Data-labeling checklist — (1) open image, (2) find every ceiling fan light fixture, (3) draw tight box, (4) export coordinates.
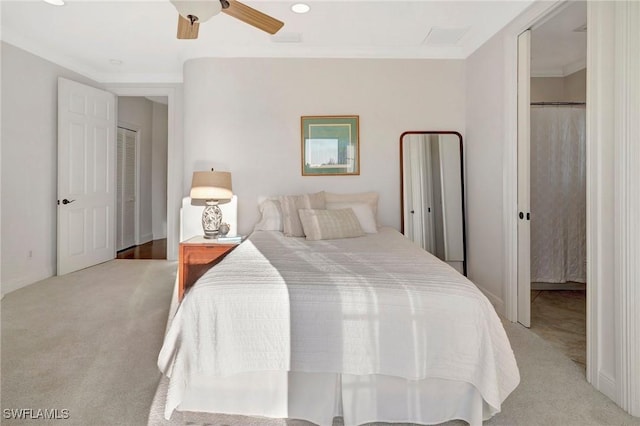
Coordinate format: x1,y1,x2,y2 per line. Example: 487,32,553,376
291,3,310,14
43,0,65,6
171,0,222,23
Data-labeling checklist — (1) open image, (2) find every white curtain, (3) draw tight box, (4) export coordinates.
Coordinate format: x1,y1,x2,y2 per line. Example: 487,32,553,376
530,106,586,283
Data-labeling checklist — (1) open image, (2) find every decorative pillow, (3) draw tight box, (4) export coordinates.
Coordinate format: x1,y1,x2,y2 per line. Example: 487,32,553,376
324,191,379,225
298,208,365,241
279,192,326,237
326,202,378,233
254,198,283,232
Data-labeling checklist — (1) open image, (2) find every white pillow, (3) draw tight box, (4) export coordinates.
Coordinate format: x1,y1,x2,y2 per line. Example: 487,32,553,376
324,191,379,225
326,202,377,233
298,208,365,241
279,192,326,237
254,198,283,232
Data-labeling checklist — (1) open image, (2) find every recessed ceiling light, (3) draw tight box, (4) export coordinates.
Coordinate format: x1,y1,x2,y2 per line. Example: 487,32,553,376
291,3,310,14
43,0,65,6
109,59,123,66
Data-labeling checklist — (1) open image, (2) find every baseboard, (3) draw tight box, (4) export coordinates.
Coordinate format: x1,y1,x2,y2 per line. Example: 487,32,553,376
477,286,506,317
153,231,167,240
1,266,54,296
598,371,617,403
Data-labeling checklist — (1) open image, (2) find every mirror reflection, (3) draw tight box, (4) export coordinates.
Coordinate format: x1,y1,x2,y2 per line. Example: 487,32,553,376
401,132,466,275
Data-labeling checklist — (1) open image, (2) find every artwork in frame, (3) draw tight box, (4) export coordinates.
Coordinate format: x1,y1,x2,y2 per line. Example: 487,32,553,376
301,115,360,176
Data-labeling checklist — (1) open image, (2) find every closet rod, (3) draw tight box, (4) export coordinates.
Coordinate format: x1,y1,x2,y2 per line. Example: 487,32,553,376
530,101,586,106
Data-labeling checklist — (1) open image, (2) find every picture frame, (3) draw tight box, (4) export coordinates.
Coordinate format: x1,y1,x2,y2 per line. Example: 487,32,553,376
301,115,360,176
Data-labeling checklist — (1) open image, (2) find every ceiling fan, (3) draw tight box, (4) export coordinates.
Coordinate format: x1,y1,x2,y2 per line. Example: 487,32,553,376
171,0,284,39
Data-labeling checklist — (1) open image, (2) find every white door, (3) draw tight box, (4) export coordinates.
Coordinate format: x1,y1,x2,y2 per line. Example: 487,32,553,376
116,127,137,251
57,78,116,275
517,30,532,327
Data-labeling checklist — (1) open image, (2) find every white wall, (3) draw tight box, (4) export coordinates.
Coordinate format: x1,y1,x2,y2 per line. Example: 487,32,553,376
183,58,465,235
531,69,586,103
151,101,168,239
563,69,587,102
0,42,101,295
464,32,507,310
530,77,565,102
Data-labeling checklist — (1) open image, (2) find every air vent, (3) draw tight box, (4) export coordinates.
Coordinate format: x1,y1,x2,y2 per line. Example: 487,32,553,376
422,27,469,45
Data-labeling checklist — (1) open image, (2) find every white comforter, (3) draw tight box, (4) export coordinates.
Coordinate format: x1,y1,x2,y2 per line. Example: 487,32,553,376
158,228,520,420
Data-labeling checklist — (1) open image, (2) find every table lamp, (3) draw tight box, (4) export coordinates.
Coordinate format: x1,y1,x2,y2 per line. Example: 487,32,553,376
190,169,233,239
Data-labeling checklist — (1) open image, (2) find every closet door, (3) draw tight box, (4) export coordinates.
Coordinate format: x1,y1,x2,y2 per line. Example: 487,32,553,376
517,30,532,327
116,127,137,251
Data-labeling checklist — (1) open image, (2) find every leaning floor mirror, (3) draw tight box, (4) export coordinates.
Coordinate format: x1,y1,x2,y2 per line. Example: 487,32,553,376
400,131,467,275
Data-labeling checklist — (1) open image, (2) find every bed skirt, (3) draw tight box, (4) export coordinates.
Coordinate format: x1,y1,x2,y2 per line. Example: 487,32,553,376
171,371,491,426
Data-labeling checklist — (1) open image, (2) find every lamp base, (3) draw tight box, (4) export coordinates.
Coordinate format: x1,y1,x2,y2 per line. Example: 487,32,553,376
202,202,223,239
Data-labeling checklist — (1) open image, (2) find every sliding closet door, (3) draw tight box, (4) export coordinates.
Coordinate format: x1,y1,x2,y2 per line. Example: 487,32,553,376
116,127,137,251
517,29,532,327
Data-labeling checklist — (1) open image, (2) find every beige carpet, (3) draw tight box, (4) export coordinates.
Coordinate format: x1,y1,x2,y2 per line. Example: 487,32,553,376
1,260,176,425
2,260,639,426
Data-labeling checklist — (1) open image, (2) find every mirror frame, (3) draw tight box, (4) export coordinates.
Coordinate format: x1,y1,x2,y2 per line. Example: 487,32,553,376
399,131,467,276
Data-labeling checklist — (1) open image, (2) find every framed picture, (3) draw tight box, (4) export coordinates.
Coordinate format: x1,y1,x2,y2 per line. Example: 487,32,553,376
301,115,360,176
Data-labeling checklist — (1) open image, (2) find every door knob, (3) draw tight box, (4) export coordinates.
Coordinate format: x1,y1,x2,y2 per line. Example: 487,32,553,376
410,210,415,214
62,198,76,205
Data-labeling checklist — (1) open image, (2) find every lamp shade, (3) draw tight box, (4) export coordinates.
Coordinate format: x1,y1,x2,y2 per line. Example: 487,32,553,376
190,171,233,202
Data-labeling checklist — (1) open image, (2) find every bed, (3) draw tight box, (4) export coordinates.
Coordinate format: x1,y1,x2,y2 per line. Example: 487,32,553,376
158,194,519,426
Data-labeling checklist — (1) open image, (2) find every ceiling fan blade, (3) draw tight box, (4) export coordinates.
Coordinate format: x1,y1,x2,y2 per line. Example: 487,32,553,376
177,14,199,39
221,0,284,35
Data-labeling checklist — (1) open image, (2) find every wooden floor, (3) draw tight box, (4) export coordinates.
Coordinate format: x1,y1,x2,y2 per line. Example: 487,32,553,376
116,239,167,260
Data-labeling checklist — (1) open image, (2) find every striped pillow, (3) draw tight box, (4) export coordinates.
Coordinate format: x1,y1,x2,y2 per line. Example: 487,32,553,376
279,192,326,237
298,209,365,241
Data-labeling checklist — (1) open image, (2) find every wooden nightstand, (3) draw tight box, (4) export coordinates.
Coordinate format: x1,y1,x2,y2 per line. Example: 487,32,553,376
178,236,242,301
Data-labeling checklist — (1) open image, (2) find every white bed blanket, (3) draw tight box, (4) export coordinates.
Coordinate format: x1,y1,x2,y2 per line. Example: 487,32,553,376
158,228,520,420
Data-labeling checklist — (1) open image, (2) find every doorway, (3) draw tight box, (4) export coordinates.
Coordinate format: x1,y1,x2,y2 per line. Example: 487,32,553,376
517,1,587,370
116,96,168,260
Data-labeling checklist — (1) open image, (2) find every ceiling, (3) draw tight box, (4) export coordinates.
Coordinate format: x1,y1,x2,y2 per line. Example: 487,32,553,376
1,0,537,83
531,1,587,77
